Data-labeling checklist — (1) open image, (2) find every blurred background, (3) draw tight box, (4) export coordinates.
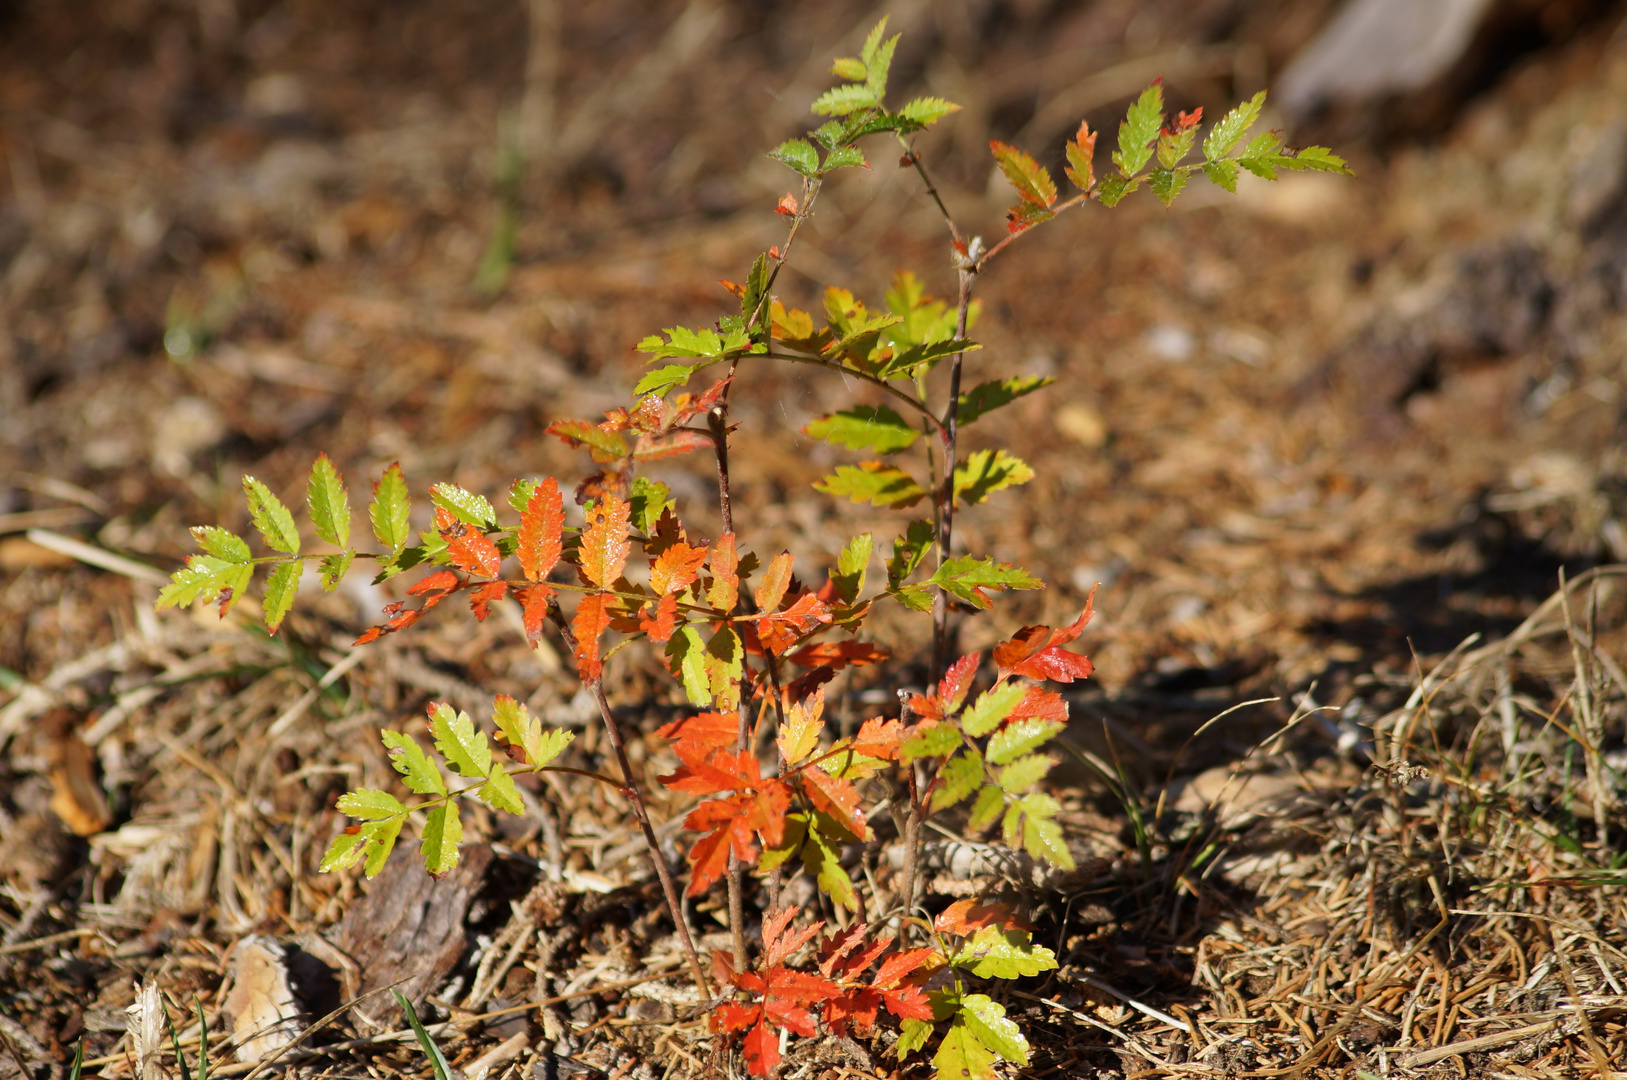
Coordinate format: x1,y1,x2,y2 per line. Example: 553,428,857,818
5,0,1627,696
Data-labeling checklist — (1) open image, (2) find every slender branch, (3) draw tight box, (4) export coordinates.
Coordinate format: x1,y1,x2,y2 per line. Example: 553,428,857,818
545,602,713,997
976,190,1092,269
929,266,976,684
896,139,964,249
760,350,942,429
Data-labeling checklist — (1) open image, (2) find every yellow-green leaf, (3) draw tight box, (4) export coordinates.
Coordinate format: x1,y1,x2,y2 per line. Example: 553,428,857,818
420,803,462,876
244,476,300,555
336,788,408,821
263,559,303,632
380,729,446,796
431,703,490,778
306,453,351,548
370,463,411,553
478,764,525,816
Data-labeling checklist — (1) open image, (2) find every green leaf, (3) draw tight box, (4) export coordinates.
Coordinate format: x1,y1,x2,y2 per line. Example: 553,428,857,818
988,718,1065,765
431,703,491,778
886,520,935,588
243,477,300,555
1022,806,1074,869
769,138,819,177
989,141,1057,209
758,811,808,874
364,820,403,877
955,376,1053,426
899,96,961,128
931,749,985,811
380,729,446,796
629,477,674,535
1004,792,1073,869
156,556,253,614
636,324,751,361
1281,145,1351,174
814,463,925,508
1204,90,1265,160
952,923,1059,979
420,802,462,876
900,722,961,764
813,82,879,117
1113,82,1164,177
1148,167,1189,207
874,337,978,380
306,453,351,549
263,560,303,632
996,753,1052,794
933,1018,997,1080
830,56,866,81
190,526,251,563
894,584,934,611
705,625,744,706
954,449,1035,505
507,477,538,517
631,363,689,397
802,817,858,911
429,483,496,528
318,551,353,591
1202,158,1240,193
864,24,898,98
1156,125,1199,170
493,695,575,768
960,682,1028,737
666,625,712,707
337,788,408,821
740,252,770,329
929,556,1043,610
371,463,411,554
896,1017,934,1061
319,830,369,874
833,532,873,604
959,995,1029,1065
1095,173,1136,207
967,784,1005,832
805,405,921,454
478,764,525,815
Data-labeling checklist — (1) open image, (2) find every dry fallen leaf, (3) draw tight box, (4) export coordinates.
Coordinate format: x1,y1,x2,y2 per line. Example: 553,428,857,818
224,936,303,1064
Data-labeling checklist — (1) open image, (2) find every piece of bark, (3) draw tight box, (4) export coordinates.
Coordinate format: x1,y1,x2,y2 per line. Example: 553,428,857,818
328,843,492,1028
223,936,303,1064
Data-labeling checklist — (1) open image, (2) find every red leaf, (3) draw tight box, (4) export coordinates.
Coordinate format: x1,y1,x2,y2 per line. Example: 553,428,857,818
740,1018,779,1077
517,582,553,642
409,569,461,599
992,587,1096,682
707,532,738,612
579,493,631,588
775,192,799,216
872,947,935,988
933,899,1032,936
755,551,793,613
571,592,613,681
657,710,741,765
681,782,791,892
825,988,882,1037
785,639,888,670
763,907,824,968
756,591,833,655
639,591,679,643
767,245,782,260
355,570,461,644
907,651,981,720
718,279,746,300
711,1001,760,1034
438,512,500,579
800,767,868,841
819,926,889,980
881,984,935,1022
850,716,904,761
1173,106,1203,132
518,477,563,583
650,541,708,595
634,430,712,462
1010,685,1068,725
468,580,507,621
782,665,838,703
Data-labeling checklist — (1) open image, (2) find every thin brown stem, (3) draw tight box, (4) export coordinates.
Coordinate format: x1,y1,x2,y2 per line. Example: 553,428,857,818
897,140,964,249
706,383,752,967
930,266,975,684
545,602,713,997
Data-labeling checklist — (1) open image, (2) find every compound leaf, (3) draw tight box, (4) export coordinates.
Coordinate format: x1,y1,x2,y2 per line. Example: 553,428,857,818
960,681,1029,737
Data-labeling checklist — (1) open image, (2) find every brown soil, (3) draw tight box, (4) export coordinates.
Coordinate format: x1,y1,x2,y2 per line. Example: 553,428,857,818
3,2,1626,1079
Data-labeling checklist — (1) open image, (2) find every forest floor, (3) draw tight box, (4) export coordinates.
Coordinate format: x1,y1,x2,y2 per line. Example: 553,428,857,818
3,2,1627,1078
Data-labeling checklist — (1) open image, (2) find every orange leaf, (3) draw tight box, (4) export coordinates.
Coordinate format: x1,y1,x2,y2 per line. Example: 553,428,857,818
707,532,738,612
468,580,507,621
442,519,500,578
850,716,904,761
933,898,1032,936
756,591,832,655
763,907,824,968
571,592,613,681
657,710,741,764
639,591,680,643
755,551,793,612
517,582,553,642
519,477,563,583
992,587,1096,682
800,767,868,841
785,639,889,670
775,192,799,216
579,493,631,588
650,541,708,595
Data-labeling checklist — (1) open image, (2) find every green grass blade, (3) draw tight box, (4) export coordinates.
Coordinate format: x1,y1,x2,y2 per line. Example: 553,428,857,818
392,990,452,1080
